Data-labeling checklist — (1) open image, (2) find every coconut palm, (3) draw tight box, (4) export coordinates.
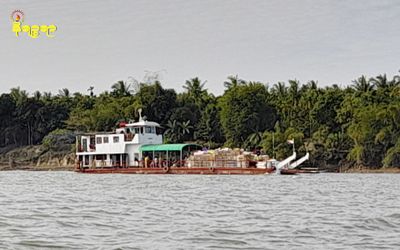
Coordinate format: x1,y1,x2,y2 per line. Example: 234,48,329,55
352,75,374,93
33,91,42,101
183,77,207,96
371,74,388,89
58,88,70,98
42,92,52,101
111,80,132,97
87,86,94,97
223,75,246,89
272,82,287,97
10,87,28,106
288,80,301,107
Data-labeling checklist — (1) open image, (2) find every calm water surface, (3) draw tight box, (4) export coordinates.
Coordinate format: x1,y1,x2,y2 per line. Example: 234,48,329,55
0,171,399,249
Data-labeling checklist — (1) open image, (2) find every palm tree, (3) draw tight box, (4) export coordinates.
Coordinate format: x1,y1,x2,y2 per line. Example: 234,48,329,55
33,91,42,101
272,82,290,125
352,75,374,93
375,104,400,166
165,120,180,142
246,131,263,149
111,80,132,97
58,88,70,98
10,87,28,106
183,77,207,97
42,92,52,101
183,77,209,108
307,80,318,90
288,80,301,106
179,120,193,136
165,119,193,142
371,74,388,89
87,86,94,97
223,75,246,89
272,82,287,97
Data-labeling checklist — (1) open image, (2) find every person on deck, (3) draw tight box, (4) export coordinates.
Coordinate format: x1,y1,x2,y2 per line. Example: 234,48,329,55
153,157,159,168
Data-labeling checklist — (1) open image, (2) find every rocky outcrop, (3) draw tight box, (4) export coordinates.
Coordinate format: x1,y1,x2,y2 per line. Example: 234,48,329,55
0,145,75,171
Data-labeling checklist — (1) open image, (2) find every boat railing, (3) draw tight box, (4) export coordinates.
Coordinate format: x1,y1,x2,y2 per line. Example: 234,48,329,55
76,146,95,153
112,161,127,168
136,159,271,169
77,159,275,169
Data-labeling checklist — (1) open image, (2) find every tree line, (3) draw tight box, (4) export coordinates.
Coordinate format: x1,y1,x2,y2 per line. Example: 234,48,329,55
1,73,399,168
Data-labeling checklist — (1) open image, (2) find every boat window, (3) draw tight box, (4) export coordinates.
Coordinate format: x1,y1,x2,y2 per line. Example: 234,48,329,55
95,154,106,160
89,137,96,150
113,136,119,143
133,127,140,134
150,126,156,134
145,126,152,134
103,137,109,143
96,137,102,144
82,138,87,152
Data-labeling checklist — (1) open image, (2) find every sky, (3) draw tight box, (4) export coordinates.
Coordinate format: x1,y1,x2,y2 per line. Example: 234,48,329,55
1,0,400,96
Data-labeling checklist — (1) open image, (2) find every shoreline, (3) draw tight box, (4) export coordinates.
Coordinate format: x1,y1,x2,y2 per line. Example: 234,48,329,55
0,165,399,173
341,167,400,174
0,165,74,171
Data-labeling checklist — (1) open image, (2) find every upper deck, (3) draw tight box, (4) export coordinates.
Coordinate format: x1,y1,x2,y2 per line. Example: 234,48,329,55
76,118,163,155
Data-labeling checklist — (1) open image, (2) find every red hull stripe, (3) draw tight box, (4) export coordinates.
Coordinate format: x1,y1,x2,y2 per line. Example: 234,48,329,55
75,167,275,175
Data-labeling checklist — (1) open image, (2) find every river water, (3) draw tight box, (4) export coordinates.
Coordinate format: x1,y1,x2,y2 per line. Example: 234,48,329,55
0,171,399,249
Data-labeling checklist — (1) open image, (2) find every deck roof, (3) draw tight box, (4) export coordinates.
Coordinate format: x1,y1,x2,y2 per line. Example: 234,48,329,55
140,144,201,152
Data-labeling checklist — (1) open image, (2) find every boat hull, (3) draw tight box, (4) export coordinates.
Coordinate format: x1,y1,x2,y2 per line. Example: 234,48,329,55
280,168,319,175
75,167,275,175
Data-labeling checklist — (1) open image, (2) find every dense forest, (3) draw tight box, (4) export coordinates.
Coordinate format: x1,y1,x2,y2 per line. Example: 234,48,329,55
1,73,400,169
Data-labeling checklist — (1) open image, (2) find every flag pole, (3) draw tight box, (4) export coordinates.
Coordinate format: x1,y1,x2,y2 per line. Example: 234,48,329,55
272,132,275,159
292,139,295,153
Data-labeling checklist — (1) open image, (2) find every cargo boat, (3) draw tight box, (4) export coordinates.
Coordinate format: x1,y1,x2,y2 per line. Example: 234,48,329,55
74,112,279,175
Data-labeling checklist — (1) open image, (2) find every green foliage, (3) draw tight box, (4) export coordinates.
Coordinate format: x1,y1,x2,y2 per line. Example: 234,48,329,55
194,103,224,145
218,83,277,148
135,81,177,126
2,72,400,169
111,80,132,97
42,129,76,151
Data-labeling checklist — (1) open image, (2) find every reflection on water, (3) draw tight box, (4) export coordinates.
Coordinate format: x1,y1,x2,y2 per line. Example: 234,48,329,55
0,172,399,249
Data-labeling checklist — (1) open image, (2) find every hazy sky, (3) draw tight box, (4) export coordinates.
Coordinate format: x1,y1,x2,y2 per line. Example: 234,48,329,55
1,0,400,96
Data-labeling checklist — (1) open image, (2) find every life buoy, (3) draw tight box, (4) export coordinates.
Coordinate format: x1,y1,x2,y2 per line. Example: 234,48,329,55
162,161,169,168
162,166,170,173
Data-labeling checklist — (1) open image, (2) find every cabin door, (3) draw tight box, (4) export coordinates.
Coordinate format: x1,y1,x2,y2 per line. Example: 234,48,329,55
82,139,87,152
111,154,119,167
122,154,128,167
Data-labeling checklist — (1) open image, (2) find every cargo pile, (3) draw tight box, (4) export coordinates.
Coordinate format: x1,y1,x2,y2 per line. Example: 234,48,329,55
187,148,270,168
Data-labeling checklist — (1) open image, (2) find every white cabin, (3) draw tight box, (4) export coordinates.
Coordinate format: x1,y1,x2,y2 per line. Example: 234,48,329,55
76,118,163,168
